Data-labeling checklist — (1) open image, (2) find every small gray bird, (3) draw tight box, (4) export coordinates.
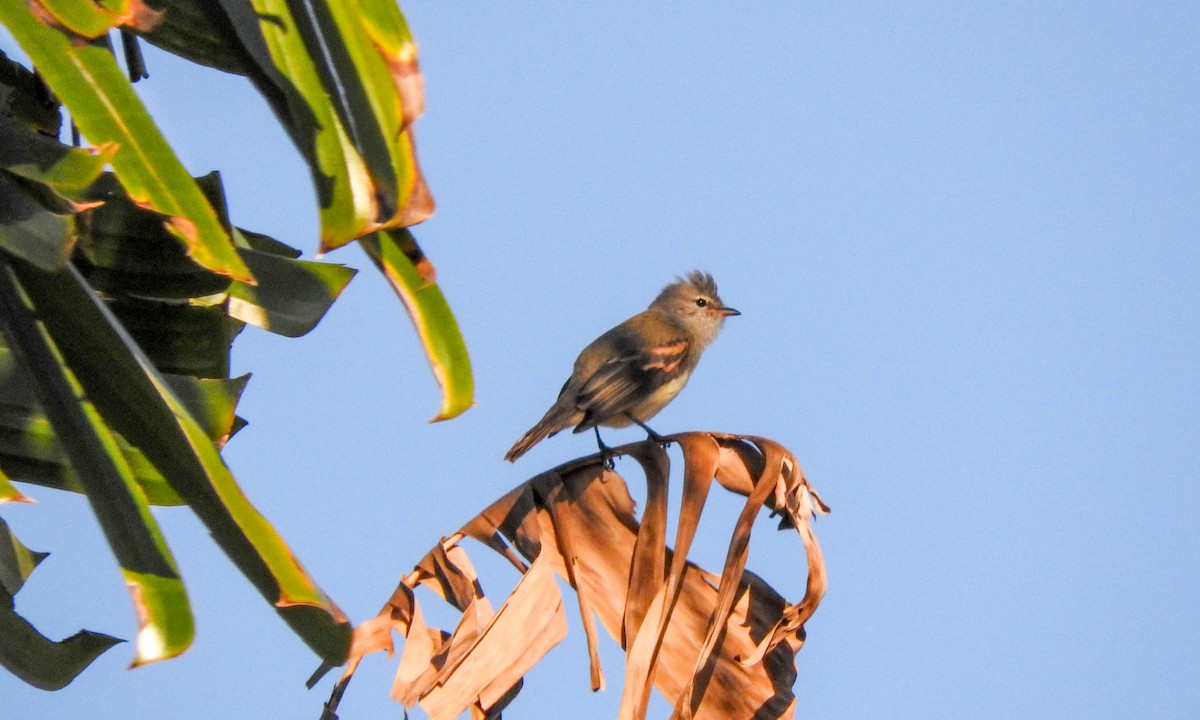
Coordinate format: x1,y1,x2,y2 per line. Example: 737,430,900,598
504,271,739,462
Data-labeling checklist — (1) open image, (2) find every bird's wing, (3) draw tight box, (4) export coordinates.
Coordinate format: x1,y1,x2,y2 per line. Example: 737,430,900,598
571,331,691,430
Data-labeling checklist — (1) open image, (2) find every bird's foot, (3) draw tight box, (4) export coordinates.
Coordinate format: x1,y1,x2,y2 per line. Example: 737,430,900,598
626,414,671,446
594,427,617,470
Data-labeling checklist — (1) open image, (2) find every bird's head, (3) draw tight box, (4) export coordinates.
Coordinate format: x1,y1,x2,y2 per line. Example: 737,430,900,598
651,271,739,348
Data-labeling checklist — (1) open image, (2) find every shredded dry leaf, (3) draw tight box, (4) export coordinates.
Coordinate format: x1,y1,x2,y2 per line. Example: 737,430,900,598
320,432,829,720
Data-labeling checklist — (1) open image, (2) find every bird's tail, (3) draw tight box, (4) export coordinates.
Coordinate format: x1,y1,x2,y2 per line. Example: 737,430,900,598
504,407,577,462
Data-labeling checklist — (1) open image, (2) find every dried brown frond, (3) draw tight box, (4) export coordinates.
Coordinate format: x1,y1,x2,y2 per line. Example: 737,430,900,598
318,432,829,720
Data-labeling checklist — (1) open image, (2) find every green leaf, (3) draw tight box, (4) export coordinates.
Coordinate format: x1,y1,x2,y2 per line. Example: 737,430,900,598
299,0,435,246
284,0,405,222
161,373,250,447
0,600,123,691
34,0,131,40
0,255,194,665
133,0,251,75
239,227,302,259
75,171,349,339
122,568,192,667
356,0,417,62
356,0,423,130
222,0,432,251
76,174,232,300
361,230,474,421
0,2,254,284
0,375,83,496
228,247,356,337
0,112,106,268
223,0,376,247
0,412,188,507
0,346,226,506
0,51,63,136
0,173,74,271
0,114,113,204
0,468,34,503
104,298,238,379
0,517,47,596
0,345,245,505
8,259,350,663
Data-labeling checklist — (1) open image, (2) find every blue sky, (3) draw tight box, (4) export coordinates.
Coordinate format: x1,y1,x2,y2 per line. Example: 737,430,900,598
3,2,1199,718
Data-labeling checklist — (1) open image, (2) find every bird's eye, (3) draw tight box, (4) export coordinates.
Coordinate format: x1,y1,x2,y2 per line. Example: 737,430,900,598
694,297,708,307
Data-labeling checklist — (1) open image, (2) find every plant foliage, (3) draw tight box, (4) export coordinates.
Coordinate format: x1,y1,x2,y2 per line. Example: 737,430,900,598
320,434,830,719
0,0,472,688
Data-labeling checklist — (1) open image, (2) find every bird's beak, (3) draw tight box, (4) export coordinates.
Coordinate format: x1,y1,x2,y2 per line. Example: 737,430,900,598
721,307,741,317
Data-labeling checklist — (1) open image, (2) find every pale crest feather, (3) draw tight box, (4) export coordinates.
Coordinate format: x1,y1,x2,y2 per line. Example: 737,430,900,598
653,270,719,306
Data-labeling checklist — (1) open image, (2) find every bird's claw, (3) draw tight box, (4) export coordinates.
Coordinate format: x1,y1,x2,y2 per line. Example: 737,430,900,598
593,427,616,469
625,413,671,446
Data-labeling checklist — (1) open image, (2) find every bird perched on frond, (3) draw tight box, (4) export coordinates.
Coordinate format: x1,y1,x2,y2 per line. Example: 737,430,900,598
504,271,739,462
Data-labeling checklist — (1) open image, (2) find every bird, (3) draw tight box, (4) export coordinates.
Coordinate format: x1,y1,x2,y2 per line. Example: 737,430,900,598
504,271,739,462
